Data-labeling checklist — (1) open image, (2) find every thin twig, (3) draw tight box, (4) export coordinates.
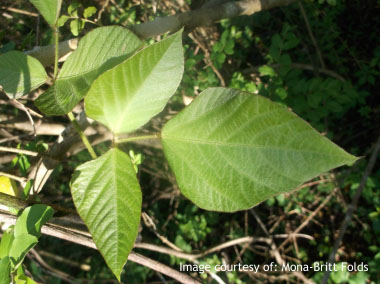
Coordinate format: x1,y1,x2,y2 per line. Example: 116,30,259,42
298,0,325,68
277,188,338,251
0,210,200,284
321,135,380,284
0,6,38,17
0,146,38,156
0,172,27,184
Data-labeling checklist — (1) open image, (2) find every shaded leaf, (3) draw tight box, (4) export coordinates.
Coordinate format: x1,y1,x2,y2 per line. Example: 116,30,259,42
0,257,11,284
0,51,47,99
162,87,358,212
71,148,142,280
30,0,62,26
14,204,54,238
0,227,14,258
85,29,184,134
35,26,142,115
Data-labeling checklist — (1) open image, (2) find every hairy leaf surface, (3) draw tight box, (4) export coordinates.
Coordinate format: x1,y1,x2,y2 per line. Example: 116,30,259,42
0,51,48,99
71,148,142,280
85,30,184,134
162,87,357,212
35,26,142,115
30,0,62,26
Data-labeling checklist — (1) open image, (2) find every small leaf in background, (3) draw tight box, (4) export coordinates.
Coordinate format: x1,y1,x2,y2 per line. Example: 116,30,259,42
85,29,184,134
14,204,54,238
30,0,62,27
0,257,11,283
57,15,69,27
71,148,142,280
0,176,21,197
70,19,85,36
84,6,97,19
161,87,358,212
259,65,276,77
67,2,80,17
0,51,47,99
35,26,142,115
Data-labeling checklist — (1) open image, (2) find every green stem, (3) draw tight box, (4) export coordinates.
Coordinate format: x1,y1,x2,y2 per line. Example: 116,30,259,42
115,133,161,144
67,112,97,159
53,26,59,80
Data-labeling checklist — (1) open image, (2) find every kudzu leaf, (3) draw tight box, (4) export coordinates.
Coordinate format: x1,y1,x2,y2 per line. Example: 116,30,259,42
85,29,184,134
30,0,62,27
35,26,142,115
161,87,358,212
71,148,142,280
0,51,48,99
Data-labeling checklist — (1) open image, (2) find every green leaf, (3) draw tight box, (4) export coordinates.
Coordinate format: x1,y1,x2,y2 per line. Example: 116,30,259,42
161,87,358,212
68,2,80,17
0,227,14,258
35,26,142,115
30,0,62,27
0,257,11,284
84,6,97,19
259,65,276,77
71,148,142,280
85,29,184,134
57,15,69,27
15,274,37,284
9,234,38,268
14,204,54,238
70,18,85,36
0,51,48,99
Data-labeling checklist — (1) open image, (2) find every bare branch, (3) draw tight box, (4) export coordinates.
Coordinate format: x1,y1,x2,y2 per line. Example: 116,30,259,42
0,210,200,284
25,0,295,67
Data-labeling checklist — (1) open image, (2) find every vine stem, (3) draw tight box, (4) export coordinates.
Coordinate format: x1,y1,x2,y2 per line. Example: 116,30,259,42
67,112,97,159
115,133,161,144
53,26,59,80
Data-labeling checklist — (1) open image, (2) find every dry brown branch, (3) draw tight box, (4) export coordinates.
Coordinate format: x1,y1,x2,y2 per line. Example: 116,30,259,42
321,135,380,284
0,146,38,156
277,188,338,251
0,210,200,284
25,0,295,67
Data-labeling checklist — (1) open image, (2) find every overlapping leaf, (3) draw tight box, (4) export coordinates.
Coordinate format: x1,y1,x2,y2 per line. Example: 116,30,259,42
35,26,142,115
85,30,184,134
71,148,142,280
162,87,358,212
0,51,48,99
30,0,62,26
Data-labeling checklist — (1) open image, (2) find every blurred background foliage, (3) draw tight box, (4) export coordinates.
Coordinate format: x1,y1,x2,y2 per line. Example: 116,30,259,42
0,0,379,283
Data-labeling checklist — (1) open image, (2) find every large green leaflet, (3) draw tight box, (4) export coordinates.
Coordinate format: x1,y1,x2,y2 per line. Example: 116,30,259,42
30,0,62,26
0,51,48,99
71,148,142,280
35,26,142,115
85,30,184,134
162,88,358,212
